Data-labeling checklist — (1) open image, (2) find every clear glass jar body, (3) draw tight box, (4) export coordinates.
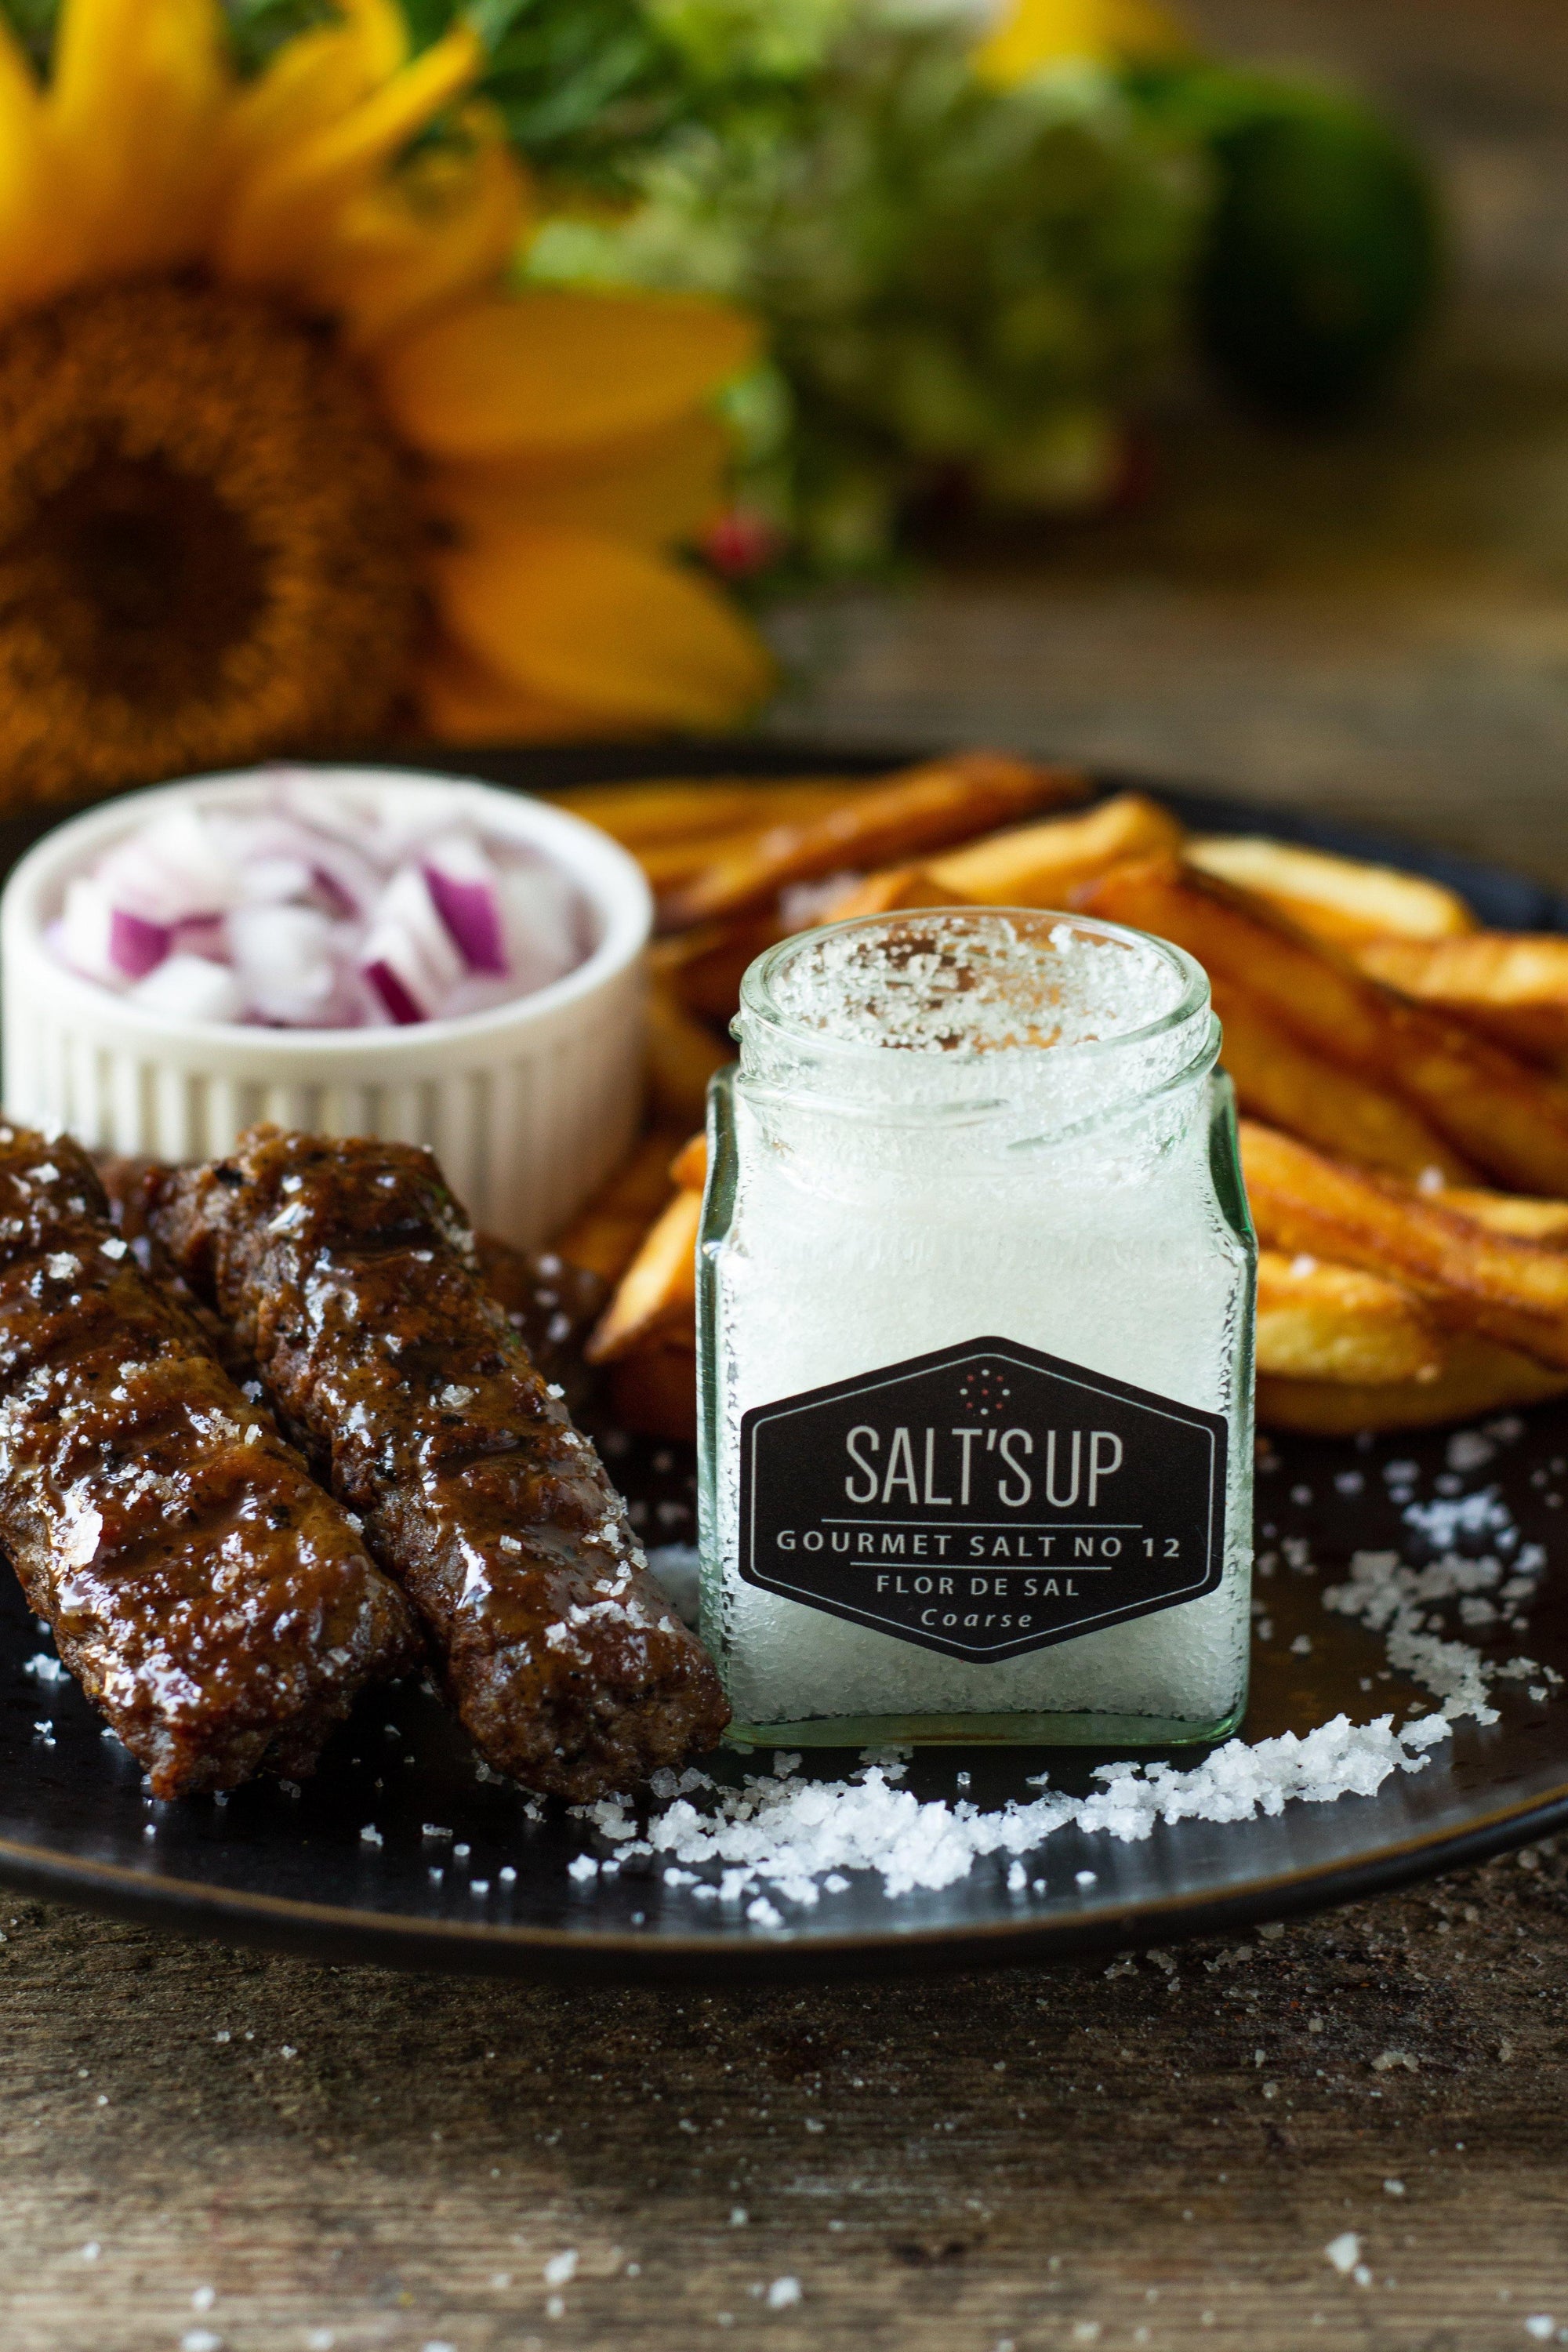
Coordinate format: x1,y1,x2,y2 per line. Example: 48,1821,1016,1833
697,909,1255,1749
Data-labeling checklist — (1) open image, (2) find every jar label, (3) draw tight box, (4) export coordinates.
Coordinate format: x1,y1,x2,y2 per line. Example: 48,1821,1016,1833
738,1336,1229,1661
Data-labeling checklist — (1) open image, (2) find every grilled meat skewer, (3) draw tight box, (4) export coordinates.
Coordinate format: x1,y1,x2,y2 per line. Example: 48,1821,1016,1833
98,1154,605,1412
0,1125,419,1796
151,1127,728,1801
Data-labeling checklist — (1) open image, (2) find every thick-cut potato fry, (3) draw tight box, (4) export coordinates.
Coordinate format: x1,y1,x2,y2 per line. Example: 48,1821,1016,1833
1438,1187,1568,1243
548,779,873,849
1255,1249,1443,1385
658,753,1086,929
1084,858,1568,1194
927,791,1185,908
652,914,782,1022
1259,1337,1568,1436
1240,1120,1568,1370
588,1186,701,1363
552,1131,689,1286
670,1133,707,1192
1211,976,1472,1182
608,1346,699,1443
1185,835,1475,947
818,864,958,920
648,977,731,1129
637,801,869,892
1356,934,1568,1073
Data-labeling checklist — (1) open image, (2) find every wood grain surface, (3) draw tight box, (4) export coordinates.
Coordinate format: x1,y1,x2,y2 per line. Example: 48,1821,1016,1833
2,1859,1568,2351
6,2,1568,2347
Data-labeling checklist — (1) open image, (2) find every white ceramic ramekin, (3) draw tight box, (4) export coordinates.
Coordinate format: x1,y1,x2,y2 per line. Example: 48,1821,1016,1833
0,765,652,1248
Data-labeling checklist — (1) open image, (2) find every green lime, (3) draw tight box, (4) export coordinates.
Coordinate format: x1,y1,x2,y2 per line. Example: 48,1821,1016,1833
1195,88,1443,419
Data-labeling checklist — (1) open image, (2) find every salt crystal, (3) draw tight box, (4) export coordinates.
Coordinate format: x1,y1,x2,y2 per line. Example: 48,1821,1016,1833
766,2279,802,2310
543,2251,578,2286
1324,2233,1360,2275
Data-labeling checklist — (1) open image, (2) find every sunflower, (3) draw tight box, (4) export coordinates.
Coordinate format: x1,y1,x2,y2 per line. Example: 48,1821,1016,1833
974,0,1192,83
0,0,774,807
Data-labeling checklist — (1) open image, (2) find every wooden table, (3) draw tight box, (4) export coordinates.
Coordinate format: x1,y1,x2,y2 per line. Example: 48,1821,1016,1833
7,3,1568,2347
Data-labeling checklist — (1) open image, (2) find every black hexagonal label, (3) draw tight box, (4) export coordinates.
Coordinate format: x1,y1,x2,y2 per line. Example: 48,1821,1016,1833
739,1336,1228,1661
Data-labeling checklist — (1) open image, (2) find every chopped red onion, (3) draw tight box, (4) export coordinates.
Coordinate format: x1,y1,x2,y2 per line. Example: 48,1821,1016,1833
423,830,508,975
59,878,171,984
131,953,245,1024
52,786,590,1029
363,959,425,1026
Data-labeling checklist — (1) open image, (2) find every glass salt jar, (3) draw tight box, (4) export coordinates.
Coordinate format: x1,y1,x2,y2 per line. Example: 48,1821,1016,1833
696,907,1255,1750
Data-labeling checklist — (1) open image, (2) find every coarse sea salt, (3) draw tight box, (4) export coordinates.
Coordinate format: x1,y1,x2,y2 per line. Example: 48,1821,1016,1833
568,1712,1451,1911
594,1417,1554,1921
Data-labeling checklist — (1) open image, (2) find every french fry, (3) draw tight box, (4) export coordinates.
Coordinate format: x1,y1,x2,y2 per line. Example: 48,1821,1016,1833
587,1185,701,1363
1185,835,1475,948
652,914,783,1022
548,778,873,849
657,753,1087,929
1356,934,1568,1073
648,976,731,1129
1240,1120,1568,1370
1259,1336,1568,1436
552,1131,689,1286
608,1346,699,1443
1439,1187,1568,1243
1211,977,1472,1182
1254,1249,1443,1385
927,791,1185,907
1083,858,1568,1195
670,1132,707,1192
637,804,863,893
817,864,958,920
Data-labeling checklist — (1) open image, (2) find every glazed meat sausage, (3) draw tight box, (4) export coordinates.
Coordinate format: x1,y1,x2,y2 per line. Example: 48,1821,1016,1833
100,1152,604,1410
151,1127,729,1800
0,1126,419,1796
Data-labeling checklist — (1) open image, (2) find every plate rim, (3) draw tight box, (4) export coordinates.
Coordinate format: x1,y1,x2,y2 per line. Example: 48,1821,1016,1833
3,737,1566,1979
4,1777,1568,1982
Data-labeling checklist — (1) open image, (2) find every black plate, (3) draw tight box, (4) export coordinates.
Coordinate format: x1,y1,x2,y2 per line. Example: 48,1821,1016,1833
1,744,1565,1981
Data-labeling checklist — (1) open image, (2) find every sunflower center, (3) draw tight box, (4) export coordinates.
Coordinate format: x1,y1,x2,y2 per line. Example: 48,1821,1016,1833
0,281,425,808
13,449,268,699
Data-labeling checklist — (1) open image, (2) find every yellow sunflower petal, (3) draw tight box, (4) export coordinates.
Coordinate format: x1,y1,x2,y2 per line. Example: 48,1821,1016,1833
416,639,593,745
974,0,1190,82
222,0,408,182
49,0,230,277
306,105,532,351
0,22,68,321
219,18,483,292
433,525,775,731
426,412,730,550
376,290,760,463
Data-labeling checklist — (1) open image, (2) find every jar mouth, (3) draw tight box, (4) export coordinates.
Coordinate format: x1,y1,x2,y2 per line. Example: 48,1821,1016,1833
741,907,1210,1068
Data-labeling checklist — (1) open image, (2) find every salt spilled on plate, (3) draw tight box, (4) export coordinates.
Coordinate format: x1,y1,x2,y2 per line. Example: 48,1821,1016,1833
50,771,589,1029
592,1414,1560,1924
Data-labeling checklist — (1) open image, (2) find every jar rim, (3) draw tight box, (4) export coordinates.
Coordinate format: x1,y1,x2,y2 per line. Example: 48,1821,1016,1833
739,906,1211,1072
